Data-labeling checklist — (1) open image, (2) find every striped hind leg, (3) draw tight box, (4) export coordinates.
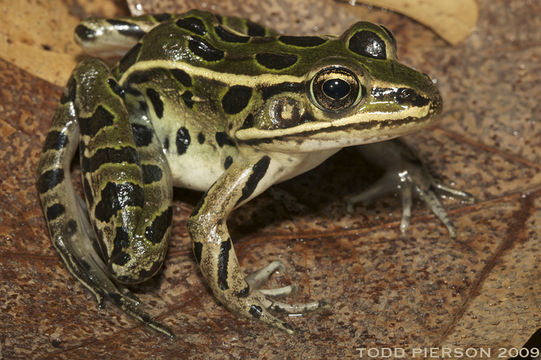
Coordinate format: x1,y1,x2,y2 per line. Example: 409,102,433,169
37,58,174,337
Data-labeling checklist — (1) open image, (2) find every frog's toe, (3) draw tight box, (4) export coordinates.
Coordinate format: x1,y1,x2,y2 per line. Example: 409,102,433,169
246,260,285,290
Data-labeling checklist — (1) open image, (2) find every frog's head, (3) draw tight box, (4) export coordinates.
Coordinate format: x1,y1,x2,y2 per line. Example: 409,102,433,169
235,21,442,152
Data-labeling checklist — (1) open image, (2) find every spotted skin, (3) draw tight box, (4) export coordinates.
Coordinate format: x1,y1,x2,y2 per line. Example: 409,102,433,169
37,10,471,337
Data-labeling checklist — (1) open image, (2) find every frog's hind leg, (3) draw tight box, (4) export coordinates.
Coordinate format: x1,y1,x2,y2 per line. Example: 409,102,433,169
37,58,174,338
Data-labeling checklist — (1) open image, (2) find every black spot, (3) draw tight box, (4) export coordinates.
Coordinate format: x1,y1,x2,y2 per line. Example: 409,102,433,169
170,69,192,87
106,19,145,38
349,30,386,59
131,123,153,147
66,219,77,236
82,146,139,173
142,164,163,184
246,21,266,36
215,132,235,147
118,42,142,74
176,127,191,155
37,168,64,194
261,82,304,100
197,132,205,144
43,131,69,151
181,91,195,108
323,78,350,99
240,114,254,129
145,207,173,244
255,53,298,70
188,36,224,62
79,105,115,138
163,137,169,150
146,88,164,118
249,305,263,319
153,13,171,22
126,70,153,85
111,226,131,265
46,203,65,221
237,156,270,204
237,286,250,298
107,78,125,98
215,26,250,43
176,17,207,36
42,44,51,51
94,182,144,222
278,35,326,47
193,242,202,264
224,156,233,169
217,238,232,290
75,25,96,41
83,177,94,206
60,76,76,104
221,85,252,114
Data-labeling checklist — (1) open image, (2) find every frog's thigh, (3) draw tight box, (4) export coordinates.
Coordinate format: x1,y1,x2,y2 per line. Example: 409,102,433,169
75,58,173,284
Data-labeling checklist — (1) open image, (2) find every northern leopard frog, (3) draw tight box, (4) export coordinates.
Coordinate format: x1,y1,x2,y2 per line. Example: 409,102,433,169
37,10,472,337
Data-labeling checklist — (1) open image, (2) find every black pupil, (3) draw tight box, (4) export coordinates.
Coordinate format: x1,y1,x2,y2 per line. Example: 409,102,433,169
322,79,350,100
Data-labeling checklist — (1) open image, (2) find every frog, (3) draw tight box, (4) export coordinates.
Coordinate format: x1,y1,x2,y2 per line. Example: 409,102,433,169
36,10,473,337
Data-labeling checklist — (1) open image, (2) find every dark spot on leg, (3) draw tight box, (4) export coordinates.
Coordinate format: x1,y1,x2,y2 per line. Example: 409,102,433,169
224,156,233,169
66,219,77,236
176,127,191,155
82,146,139,173
111,226,131,265
217,238,232,290
188,36,224,62
255,53,298,70
221,85,252,114
37,168,64,194
215,132,235,147
46,203,65,221
176,17,207,36
236,285,250,298
214,26,249,43
163,137,169,150
75,25,96,41
170,69,192,87
181,91,195,108
60,76,76,104
197,132,205,144
118,43,142,74
236,156,270,204
43,131,69,151
142,164,163,184
94,182,144,222
79,105,115,138
131,123,153,147
145,207,173,244
107,78,125,98
146,88,164,118
249,305,263,319
193,241,202,264
106,19,145,38
83,177,94,206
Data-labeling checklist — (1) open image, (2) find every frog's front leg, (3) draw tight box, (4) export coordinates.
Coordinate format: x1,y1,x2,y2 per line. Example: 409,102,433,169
37,58,173,337
188,155,322,334
348,139,474,237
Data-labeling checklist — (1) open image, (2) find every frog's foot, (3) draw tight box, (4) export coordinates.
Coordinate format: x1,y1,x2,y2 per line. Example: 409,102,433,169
240,264,324,334
347,163,474,238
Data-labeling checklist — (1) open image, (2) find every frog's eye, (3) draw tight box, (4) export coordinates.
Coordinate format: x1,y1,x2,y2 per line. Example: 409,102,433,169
311,66,362,111
348,30,386,60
